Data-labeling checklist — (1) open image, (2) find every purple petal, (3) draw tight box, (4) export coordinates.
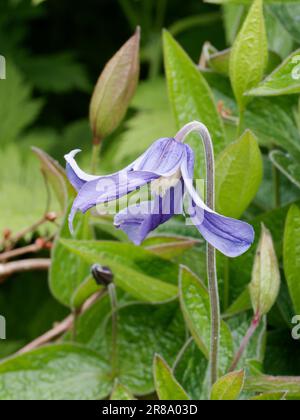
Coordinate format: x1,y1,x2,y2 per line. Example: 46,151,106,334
69,170,159,232
189,203,254,258
134,138,186,176
181,147,254,256
114,182,184,245
65,150,99,191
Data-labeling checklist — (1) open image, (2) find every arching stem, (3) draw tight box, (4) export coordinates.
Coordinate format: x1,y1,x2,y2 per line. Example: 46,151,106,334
175,121,220,386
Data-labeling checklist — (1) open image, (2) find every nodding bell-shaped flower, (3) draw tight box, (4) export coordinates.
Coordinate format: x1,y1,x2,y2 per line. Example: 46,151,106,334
65,122,254,258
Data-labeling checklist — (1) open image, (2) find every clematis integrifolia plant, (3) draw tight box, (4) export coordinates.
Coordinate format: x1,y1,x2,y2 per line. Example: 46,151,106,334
65,121,254,258
65,121,255,387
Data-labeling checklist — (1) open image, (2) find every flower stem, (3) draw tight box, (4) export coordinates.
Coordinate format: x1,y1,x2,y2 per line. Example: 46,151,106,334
229,313,261,372
272,164,281,208
108,283,118,377
91,139,102,174
175,121,220,387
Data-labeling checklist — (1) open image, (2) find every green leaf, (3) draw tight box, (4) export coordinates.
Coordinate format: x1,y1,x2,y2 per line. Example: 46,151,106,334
154,355,190,400
245,373,300,395
247,49,300,96
224,289,252,318
60,239,179,303
251,392,287,400
32,147,71,211
49,208,93,307
270,150,300,189
21,53,90,93
66,299,186,396
179,266,234,374
163,30,226,162
249,224,281,317
283,205,300,315
110,381,135,400
71,275,102,309
0,62,43,144
210,370,245,400
229,0,268,111
271,3,300,43
144,236,198,260
174,339,210,400
216,130,263,218
0,344,112,400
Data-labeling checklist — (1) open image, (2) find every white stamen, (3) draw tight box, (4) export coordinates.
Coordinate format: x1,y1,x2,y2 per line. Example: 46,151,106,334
151,168,181,197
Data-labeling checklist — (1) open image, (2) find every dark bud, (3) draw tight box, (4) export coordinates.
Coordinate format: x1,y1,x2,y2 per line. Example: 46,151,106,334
91,264,114,287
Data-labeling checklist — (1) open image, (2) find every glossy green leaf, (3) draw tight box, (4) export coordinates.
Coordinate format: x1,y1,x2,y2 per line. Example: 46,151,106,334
110,381,135,400
144,236,198,260
270,150,300,189
0,344,112,400
179,266,234,374
66,299,186,396
154,355,190,400
247,50,300,96
216,130,263,218
174,339,210,400
49,208,93,307
163,30,226,159
229,0,268,111
245,374,300,394
60,239,178,302
210,370,245,400
251,392,286,401
71,275,103,309
32,146,71,210
271,3,300,43
224,289,252,318
250,224,281,317
283,205,300,314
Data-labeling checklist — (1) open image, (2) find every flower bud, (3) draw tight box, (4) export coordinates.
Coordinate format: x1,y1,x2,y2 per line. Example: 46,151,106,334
91,264,114,287
90,27,140,142
249,224,281,317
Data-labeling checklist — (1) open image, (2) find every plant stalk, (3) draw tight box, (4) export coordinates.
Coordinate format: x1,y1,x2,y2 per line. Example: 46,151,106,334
175,121,220,386
108,283,118,377
229,313,261,372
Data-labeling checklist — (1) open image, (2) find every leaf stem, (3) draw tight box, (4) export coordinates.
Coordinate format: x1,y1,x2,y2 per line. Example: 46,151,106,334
91,139,102,174
108,283,118,377
229,313,261,372
175,121,220,387
272,164,281,208
237,110,245,137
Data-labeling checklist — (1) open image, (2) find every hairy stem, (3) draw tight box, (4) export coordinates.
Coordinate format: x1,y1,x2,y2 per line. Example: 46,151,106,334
229,314,261,372
91,140,102,174
175,121,220,386
272,164,281,208
108,283,118,377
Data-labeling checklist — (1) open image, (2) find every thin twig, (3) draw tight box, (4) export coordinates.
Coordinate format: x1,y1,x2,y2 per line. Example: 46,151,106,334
0,259,51,281
18,291,105,355
0,243,43,262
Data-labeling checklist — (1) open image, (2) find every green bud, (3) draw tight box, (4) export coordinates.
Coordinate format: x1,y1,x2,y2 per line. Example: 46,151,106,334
249,224,281,317
89,27,140,141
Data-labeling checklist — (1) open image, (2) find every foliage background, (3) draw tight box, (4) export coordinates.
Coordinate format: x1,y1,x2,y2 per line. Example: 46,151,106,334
1,0,300,400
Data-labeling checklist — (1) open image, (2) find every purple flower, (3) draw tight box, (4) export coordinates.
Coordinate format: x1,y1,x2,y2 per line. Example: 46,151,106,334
65,136,254,258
